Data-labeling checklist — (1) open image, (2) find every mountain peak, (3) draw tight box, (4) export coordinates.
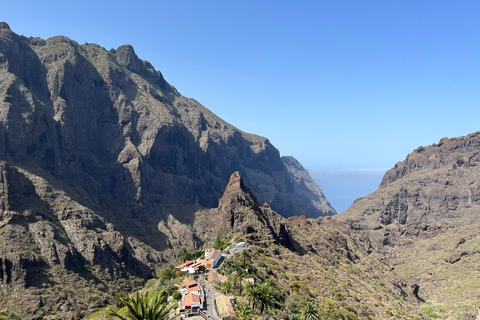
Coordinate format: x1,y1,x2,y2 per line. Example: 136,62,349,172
216,171,296,250
217,172,259,230
224,171,248,195
0,22,10,30
115,44,141,71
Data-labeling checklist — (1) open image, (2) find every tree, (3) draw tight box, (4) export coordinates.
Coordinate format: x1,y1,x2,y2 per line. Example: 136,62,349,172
264,278,279,291
221,281,233,294
258,283,275,315
240,250,250,268
244,282,262,312
213,235,223,250
189,250,205,260
157,268,175,281
172,291,182,301
179,247,189,263
298,301,319,320
234,302,253,320
107,290,175,320
230,269,247,294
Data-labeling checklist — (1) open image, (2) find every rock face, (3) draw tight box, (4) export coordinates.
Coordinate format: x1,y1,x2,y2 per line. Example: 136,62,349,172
337,132,480,319
281,156,336,217
0,23,334,317
339,132,480,237
215,171,297,249
0,23,333,219
193,172,425,320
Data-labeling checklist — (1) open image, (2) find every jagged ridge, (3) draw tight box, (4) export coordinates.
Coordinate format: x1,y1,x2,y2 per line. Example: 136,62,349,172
337,131,480,319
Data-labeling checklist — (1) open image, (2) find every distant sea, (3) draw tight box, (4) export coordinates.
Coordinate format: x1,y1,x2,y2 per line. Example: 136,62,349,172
308,168,387,214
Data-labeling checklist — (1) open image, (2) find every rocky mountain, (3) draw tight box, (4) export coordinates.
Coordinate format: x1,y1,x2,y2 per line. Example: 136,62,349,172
337,132,480,319
187,172,427,319
0,22,336,318
282,156,336,217
0,22,332,219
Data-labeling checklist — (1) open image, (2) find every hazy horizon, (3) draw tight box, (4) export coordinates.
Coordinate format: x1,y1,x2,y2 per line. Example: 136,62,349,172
308,167,387,214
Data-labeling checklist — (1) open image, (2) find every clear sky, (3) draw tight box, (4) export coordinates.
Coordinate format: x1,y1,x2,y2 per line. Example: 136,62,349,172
3,1,480,212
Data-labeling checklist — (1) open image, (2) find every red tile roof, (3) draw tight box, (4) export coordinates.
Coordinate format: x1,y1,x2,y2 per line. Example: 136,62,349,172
184,293,200,303
215,294,234,318
188,285,201,293
208,271,228,284
185,280,197,287
175,261,194,269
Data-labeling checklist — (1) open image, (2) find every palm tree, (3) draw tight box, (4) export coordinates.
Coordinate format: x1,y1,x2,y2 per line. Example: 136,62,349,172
264,278,279,291
221,281,233,294
243,282,262,313
258,283,275,315
107,290,175,320
179,247,190,263
239,250,250,268
231,269,247,293
234,302,253,320
298,301,319,320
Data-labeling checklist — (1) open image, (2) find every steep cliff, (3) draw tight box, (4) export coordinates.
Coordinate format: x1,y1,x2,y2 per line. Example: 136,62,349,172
337,132,480,319
0,22,336,318
0,22,333,219
281,156,336,217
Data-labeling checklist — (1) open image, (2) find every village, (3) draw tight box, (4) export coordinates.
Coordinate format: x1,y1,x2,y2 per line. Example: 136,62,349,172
172,242,251,320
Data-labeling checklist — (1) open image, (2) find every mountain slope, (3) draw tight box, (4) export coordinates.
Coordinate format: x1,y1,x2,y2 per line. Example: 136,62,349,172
0,22,335,318
191,172,426,320
0,21,332,219
337,132,480,319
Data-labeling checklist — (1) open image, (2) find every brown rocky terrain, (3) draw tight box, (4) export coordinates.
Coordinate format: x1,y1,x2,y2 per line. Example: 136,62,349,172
3,19,478,319
337,132,480,319
192,172,427,319
0,22,336,318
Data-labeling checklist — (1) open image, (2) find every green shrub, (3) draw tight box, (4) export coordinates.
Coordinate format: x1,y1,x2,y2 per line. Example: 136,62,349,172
172,291,182,300
158,268,176,281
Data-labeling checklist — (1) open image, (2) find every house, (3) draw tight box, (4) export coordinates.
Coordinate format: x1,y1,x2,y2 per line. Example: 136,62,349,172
215,294,234,320
187,285,201,295
204,249,222,269
207,271,228,285
182,280,197,288
175,261,194,271
176,261,206,274
175,277,193,293
176,278,200,294
184,262,206,274
180,293,202,312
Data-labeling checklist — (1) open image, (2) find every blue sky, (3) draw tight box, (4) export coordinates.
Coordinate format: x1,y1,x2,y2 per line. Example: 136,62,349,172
3,1,480,212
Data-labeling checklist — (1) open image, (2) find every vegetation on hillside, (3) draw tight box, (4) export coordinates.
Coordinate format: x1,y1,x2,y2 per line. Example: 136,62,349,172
216,248,364,320
213,235,232,251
